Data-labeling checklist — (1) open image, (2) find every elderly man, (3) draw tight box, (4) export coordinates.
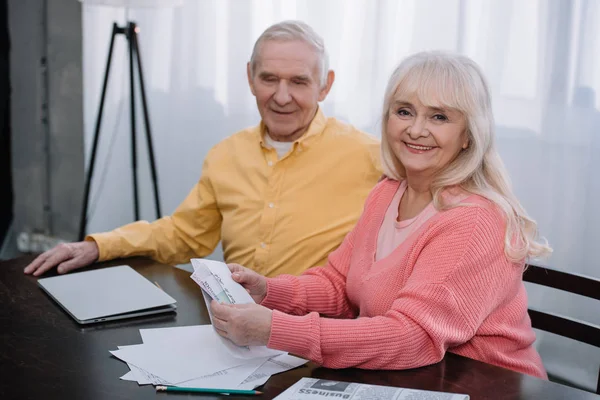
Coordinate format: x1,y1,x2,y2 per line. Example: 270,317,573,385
24,20,381,278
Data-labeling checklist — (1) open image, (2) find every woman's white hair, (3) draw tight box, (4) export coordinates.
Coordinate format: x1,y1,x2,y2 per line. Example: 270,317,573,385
381,51,552,262
249,20,329,88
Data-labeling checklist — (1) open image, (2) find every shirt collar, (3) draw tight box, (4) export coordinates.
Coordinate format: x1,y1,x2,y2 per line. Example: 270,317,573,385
259,107,327,148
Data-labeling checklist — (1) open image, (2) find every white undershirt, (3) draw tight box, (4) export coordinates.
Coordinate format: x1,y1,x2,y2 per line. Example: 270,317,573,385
263,134,294,159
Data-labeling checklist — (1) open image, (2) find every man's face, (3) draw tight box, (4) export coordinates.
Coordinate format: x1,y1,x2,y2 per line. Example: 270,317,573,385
248,40,332,142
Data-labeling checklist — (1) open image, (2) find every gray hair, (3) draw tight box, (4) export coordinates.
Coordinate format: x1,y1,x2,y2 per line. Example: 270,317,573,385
249,20,329,87
380,51,551,262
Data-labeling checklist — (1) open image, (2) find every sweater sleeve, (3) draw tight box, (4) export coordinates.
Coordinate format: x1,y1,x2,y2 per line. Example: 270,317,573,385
267,206,522,369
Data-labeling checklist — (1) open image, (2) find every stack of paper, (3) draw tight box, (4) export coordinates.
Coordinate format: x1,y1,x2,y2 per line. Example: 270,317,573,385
110,259,307,389
112,325,306,389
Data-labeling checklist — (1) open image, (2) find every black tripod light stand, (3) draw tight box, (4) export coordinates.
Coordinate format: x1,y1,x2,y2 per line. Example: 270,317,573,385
79,22,162,240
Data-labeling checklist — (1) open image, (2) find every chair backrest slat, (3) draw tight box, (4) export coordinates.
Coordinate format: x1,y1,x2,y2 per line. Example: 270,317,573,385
528,308,600,348
523,264,600,394
524,264,600,300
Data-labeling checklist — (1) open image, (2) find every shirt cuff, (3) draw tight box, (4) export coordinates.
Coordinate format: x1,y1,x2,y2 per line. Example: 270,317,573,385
85,232,114,262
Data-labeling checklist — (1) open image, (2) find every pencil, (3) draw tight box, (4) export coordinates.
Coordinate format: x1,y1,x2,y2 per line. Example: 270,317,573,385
156,386,263,395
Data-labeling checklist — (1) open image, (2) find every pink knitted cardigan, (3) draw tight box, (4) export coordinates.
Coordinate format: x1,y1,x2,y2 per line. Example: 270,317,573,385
262,179,547,379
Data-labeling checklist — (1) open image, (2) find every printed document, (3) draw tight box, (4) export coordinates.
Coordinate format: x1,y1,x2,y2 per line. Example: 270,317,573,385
190,258,283,359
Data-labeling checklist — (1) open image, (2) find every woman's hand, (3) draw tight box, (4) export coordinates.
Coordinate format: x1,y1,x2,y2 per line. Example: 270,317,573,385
228,263,267,303
210,301,272,347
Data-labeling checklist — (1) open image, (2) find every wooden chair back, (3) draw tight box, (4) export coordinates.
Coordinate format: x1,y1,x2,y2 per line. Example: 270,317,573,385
523,264,600,394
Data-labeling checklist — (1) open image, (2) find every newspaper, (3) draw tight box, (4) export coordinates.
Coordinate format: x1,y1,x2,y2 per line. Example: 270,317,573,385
274,378,469,400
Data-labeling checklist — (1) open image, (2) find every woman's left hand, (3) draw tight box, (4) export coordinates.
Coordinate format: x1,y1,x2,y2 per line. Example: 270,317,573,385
210,300,272,346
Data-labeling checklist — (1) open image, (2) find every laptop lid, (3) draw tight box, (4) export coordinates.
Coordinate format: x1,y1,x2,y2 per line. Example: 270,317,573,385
38,265,177,324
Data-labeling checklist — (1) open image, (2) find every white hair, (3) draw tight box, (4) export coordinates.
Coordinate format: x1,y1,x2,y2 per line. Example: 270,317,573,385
381,51,552,262
249,20,329,87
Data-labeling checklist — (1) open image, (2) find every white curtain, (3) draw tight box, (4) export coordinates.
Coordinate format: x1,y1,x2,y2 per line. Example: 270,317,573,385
82,0,600,389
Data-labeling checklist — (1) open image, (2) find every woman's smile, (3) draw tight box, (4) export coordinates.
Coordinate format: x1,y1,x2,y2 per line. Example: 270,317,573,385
403,142,437,153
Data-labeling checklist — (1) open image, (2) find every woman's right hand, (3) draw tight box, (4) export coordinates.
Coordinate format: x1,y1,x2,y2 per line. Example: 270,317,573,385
228,263,267,304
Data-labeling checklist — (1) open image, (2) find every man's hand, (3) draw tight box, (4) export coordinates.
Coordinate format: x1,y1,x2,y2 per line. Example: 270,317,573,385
228,263,268,303
210,301,272,347
23,241,100,276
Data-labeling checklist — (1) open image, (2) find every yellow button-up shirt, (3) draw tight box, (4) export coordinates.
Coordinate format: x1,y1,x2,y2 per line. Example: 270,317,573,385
88,109,382,276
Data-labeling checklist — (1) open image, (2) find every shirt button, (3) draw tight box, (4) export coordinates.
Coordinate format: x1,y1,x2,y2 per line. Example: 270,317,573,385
268,202,274,208
260,242,266,249
267,161,273,166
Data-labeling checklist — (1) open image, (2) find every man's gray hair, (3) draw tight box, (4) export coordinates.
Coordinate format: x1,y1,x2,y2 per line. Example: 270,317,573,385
249,20,329,87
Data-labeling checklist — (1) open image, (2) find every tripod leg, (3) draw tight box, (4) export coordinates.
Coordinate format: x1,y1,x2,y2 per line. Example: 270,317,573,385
78,23,119,241
128,22,140,221
132,25,162,219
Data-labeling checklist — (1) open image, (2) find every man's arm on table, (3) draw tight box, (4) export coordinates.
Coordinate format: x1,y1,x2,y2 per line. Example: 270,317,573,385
25,155,222,276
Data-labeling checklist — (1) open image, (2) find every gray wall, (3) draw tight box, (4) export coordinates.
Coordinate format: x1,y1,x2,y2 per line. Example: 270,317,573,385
9,0,84,243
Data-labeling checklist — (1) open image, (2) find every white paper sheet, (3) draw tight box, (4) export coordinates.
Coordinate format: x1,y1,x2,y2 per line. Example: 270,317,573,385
139,325,271,388
118,345,252,388
238,354,308,389
139,324,212,344
176,357,268,389
130,363,169,385
113,325,308,390
238,376,270,390
110,325,249,383
116,345,161,385
119,371,137,381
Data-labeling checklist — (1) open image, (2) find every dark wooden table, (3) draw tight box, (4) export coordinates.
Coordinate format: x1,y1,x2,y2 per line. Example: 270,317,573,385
1,256,598,400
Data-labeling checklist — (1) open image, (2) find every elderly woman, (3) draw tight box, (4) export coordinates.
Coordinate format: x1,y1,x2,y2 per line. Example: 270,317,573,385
210,51,551,379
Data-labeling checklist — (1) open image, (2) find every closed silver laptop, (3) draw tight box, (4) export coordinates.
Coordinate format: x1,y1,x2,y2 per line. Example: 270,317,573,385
38,265,177,324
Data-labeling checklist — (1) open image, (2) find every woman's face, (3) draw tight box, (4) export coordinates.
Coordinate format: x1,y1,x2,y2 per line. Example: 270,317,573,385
386,92,469,181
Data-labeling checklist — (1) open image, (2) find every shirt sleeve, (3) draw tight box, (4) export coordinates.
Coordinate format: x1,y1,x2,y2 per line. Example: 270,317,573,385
267,206,521,370
87,150,222,266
